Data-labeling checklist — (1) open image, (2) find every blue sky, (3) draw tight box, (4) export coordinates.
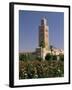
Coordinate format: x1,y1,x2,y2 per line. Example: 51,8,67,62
19,10,64,52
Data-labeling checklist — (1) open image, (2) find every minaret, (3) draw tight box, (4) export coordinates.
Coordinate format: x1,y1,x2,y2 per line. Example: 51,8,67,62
39,17,49,50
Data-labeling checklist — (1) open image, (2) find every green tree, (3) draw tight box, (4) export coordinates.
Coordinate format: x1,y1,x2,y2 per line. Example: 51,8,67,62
19,54,27,61
19,54,25,61
36,56,42,61
45,53,51,61
59,54,64,61
53,55,57,60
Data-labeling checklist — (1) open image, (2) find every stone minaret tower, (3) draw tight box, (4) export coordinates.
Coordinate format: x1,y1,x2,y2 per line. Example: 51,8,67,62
39,17,49,50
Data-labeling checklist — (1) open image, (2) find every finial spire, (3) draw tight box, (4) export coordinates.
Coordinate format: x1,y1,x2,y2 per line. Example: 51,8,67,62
41,16,47,25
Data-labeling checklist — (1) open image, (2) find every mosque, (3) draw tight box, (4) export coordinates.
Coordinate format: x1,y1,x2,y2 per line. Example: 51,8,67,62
21,17,64,60
35,17,64,60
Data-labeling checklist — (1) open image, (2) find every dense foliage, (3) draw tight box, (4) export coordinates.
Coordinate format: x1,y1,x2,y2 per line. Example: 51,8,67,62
45,53,51,60
19,60,64,79
59,54,64,61
19,53,64,79
45,54,58,61
19,53,36,61
45,54,64,61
